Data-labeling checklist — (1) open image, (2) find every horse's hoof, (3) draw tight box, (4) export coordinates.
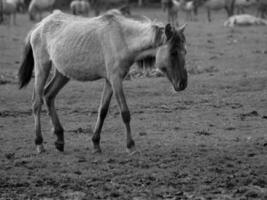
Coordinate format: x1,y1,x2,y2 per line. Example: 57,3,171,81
55,141,64,152
92,147,102,154
126,146,139,156
36,144,45,154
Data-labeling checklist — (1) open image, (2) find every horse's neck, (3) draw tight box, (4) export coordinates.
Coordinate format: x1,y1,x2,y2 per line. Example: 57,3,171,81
122,21,156,53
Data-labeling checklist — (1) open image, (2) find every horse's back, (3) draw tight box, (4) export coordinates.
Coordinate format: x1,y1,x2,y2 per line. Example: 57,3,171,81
31,11,89,46
30,11,107,80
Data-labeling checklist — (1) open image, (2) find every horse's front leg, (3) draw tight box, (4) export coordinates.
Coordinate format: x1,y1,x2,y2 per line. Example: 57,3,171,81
111,76,135,154
92,80,113,153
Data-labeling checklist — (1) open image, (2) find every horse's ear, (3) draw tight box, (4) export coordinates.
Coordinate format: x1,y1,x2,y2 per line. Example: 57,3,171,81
178,23,187,33
165,23,173,40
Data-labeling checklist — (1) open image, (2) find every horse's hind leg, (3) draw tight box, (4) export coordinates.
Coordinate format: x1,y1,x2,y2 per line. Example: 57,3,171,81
111,76,135,154
207,8,211,22
44,70,69,152
92,80,113,153
33,61,51,153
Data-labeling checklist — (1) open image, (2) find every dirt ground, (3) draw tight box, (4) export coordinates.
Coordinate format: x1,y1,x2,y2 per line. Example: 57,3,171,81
0,7,267,200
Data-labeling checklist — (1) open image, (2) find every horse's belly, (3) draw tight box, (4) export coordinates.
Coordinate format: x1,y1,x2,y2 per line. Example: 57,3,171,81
50,28,106,81
57,58,106,81
52,50,106,81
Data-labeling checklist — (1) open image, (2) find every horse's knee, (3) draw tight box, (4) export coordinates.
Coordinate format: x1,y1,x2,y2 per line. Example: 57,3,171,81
35,137,43,145
121,110,131,124
44,94,53,107
32,98,43,114
92,134,100,144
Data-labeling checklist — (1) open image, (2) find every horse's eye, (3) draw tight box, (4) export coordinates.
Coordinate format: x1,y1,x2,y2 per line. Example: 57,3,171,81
171,50,178,56
160,67,167,73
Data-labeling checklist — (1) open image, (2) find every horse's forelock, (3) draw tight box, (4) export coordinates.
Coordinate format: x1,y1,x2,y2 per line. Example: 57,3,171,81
169,31,186,52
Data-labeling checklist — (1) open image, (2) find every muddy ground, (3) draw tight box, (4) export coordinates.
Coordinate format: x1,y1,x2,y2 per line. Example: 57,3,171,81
0,7,267,200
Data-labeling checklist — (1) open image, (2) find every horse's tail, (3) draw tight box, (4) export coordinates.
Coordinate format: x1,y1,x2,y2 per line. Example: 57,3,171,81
18,32,34,89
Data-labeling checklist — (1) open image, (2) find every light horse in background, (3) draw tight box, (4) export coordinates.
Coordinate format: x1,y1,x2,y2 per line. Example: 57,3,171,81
70,0,90,17
1,0,17,25
28,0,55,21
18,10,188,154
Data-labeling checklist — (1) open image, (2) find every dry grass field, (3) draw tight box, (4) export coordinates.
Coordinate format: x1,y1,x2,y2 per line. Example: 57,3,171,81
0,6,267,200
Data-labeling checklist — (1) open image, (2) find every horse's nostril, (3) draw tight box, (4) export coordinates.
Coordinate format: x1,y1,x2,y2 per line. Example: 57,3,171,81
179,79,187,90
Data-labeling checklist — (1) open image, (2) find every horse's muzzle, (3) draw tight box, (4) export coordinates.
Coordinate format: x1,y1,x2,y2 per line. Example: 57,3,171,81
174,79,187,92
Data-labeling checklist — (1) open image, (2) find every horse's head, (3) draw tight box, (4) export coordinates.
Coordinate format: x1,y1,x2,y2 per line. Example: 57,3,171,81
155,24,187,92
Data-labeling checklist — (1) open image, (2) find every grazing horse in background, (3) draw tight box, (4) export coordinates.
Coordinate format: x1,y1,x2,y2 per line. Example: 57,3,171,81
28,0,55,21
235,0,256,14
70,0,90,17
182,1,195,21
18,10,188,154
1,0,17,25
203,0,236,22
162,0,181,26
162,0,196,25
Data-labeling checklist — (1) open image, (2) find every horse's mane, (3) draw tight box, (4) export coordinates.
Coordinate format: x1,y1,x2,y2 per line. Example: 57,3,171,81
101,10,165,44
100,10,167,70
